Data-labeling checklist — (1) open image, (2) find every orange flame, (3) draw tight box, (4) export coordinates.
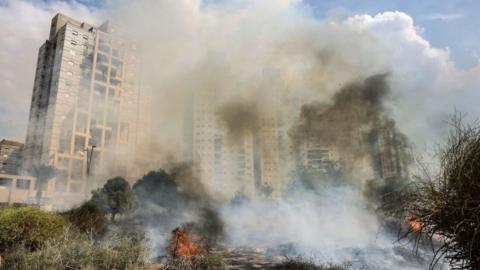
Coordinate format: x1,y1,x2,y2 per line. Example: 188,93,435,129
406,213,423,232
170,228,205,257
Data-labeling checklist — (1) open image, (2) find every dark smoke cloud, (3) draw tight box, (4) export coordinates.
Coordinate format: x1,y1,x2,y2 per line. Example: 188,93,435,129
216,100,260,143
292,73,390,146
290,73,410,186
167,162,214,203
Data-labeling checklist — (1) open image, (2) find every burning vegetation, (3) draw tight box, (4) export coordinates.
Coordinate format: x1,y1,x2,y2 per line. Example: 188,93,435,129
388,114,480,270
169,227,206,258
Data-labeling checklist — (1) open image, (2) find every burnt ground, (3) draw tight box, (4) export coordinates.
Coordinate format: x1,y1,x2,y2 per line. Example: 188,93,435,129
219,247,283,269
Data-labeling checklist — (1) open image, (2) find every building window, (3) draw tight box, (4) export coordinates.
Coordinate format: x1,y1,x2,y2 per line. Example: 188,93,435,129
0,178,11,187
110,67,122,79
104,129,113,145
120,122,130,141
99,43,110,53
96,62,108,77
110,78,121,86
77,90,90,109
94,84,106,96
54,172,67,192
59,130,72,153
76,112,88,134
89,127,102,147
95,72,107,83
74,135,86,155
96,53,109,64
71,159,84,179
16,179,30,190
111,58,122,68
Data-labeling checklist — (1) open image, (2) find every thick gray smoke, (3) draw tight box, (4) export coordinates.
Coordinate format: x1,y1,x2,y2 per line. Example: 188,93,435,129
216,100,260,143
290,73,412,189
101,0,438,268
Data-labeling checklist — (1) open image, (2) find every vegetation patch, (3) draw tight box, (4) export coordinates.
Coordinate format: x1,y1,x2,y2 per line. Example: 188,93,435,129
1,228,147,270
273,257,349,270
0,206,65,252
61,200,108,239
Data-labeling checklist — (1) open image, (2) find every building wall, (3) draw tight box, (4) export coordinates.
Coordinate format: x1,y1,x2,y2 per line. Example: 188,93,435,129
0,140,24,175
0,174,36,205
23,14,149,208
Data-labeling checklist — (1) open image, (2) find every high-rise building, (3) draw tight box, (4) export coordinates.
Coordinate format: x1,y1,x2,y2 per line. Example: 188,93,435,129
183,62,293,199
183,60,256,198
23,14,149,207
373,120,411,180
0,139,24,175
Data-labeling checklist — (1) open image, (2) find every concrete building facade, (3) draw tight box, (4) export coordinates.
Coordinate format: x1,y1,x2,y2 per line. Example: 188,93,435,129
0,139,24,175
23,14,149,207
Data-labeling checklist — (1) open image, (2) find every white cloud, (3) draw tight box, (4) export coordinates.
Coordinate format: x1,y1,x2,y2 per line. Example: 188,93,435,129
345,11,480,149
0,0,103,141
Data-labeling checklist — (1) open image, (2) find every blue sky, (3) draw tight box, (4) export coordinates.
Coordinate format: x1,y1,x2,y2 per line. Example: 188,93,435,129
301,0,480,68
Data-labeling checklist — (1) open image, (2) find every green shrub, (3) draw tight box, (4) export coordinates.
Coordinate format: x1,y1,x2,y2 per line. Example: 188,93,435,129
62,201,108,239
1,229,147,270
0,206,65,252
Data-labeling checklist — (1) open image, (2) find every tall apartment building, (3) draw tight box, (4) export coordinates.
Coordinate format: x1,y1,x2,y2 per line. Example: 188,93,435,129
0,139,24,175
373,120,411,180
183,61,292,199
183,55,256,198
23,14,149,207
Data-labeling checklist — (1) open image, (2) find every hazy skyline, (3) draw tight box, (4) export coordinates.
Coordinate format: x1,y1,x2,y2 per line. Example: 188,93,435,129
1,0,479,150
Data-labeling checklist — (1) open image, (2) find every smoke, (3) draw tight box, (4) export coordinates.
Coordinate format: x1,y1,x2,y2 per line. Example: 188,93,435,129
221,184,437,270
45,0,449,267
216,100,260,143
290,73,411,189
94,0,432,267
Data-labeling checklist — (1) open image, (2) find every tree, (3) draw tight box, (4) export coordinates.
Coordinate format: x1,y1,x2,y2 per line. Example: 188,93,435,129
401,114,480,270
91,177,135,221
30,164,56,205
133,170,190,210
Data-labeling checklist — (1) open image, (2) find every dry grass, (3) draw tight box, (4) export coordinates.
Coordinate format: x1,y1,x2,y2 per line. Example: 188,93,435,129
1,225,147,270
272,257,348,270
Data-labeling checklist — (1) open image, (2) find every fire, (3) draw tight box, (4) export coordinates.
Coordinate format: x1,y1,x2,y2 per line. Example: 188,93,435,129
170,227,206,257
406,213,423,233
